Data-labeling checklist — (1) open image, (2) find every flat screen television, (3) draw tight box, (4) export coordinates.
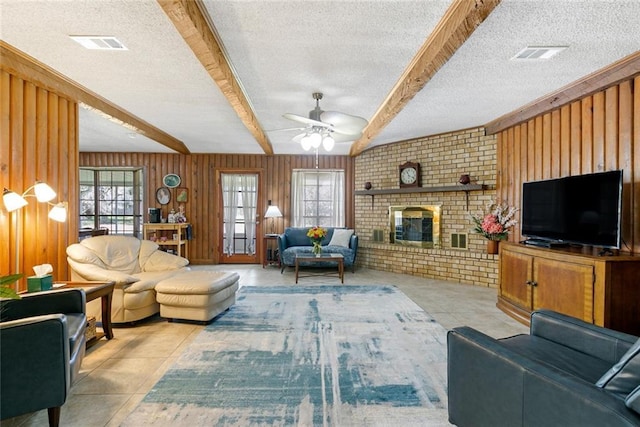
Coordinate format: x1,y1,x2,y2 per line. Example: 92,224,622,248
521,170,623,249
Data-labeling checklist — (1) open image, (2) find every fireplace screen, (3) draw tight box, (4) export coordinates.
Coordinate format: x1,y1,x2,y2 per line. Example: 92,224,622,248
389,205,441,248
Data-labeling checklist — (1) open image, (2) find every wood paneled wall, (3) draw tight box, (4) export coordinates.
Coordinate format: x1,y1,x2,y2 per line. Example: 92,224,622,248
496,75,640,253
79,152,355,264
0,70,78,287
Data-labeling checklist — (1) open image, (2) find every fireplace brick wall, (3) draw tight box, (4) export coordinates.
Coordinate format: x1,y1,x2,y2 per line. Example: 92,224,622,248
354,127,500,288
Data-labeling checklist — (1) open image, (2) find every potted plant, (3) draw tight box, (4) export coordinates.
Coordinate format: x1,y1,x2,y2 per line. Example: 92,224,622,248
471,202,518,254
0,274,23,299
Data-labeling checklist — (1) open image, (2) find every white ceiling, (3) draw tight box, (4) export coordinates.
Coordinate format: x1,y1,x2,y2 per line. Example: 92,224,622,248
1,0,639,155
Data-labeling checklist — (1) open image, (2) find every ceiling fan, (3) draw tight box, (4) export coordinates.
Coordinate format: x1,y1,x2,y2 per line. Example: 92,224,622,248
282,92,368,151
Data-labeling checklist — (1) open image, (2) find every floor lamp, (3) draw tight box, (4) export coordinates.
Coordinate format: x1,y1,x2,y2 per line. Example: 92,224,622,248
264,200,283,235
2,182,68,277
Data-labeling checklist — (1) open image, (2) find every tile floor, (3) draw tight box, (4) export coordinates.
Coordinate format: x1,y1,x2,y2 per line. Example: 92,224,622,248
4,264,528,426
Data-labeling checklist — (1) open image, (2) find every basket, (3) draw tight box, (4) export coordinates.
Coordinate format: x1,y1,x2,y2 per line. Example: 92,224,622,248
85,316,97,341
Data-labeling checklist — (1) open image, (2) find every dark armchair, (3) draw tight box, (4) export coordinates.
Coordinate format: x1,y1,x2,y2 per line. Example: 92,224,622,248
0,288,87,427
448,310,640,427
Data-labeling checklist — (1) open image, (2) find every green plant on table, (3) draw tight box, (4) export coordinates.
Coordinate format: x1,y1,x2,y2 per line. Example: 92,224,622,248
0,274,23,300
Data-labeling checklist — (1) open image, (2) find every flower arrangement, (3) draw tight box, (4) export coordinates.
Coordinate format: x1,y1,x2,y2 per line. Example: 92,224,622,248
307,226,328,255
471,202,518,241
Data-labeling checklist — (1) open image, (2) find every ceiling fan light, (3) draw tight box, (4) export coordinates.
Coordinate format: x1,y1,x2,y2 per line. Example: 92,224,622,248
322,135,335,151
300,135,312,151
309,132,322,148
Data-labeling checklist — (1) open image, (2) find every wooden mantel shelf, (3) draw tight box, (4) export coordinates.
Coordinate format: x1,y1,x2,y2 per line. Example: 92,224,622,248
355,184,487,208
354,184,486,195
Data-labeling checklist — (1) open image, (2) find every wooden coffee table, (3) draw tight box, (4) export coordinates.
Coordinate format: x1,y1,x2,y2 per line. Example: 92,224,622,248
54,281,115,347
295,253,344,284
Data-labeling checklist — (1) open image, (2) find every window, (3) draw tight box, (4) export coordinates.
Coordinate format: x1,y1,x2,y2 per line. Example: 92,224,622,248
291,169,345,227
79,168,144,236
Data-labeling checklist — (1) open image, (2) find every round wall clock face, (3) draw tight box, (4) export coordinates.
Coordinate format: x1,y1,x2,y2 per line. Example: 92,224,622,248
401,167,417,184
163,174,181,188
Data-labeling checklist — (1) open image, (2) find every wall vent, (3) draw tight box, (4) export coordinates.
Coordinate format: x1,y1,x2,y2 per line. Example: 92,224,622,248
450,233,468,250
372,229,385,243
70,36,127,50
511,46,567,61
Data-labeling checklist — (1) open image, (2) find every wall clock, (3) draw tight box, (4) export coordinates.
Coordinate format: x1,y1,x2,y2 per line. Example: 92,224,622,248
163,173,181,188
399,161,421,188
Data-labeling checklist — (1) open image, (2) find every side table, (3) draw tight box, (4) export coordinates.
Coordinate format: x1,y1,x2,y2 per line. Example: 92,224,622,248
263,234,281,268
54,281,115,347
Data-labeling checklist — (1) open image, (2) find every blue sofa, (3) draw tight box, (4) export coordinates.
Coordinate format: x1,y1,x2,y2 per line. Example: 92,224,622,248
278,227,358,273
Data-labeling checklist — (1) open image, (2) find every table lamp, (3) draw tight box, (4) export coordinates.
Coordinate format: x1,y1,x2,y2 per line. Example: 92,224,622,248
264,200,282,235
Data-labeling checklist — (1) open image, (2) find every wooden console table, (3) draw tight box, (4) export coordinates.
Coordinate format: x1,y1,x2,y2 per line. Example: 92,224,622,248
54,281,115,347
498,242,640,335
143,223,190,259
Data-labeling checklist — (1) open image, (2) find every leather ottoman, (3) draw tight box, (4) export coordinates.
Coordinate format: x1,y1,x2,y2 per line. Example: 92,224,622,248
155,271,240,323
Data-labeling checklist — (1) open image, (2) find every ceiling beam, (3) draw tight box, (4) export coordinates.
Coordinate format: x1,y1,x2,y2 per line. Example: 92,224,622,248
485,50,640,135
0,41,191,155
349,0,501,156
158,0,274,155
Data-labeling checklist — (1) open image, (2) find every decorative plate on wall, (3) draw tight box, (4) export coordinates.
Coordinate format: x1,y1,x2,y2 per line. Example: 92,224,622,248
163,174,181,188
156,187,171,205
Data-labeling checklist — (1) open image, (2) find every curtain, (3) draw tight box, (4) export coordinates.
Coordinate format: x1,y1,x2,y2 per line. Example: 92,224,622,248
329,171,345,226
291,170,306,227
222,174,239,255
240,174,257,255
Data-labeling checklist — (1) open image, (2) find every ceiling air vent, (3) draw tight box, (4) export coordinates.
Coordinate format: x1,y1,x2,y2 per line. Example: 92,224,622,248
70,36,127,50
511,46,567,61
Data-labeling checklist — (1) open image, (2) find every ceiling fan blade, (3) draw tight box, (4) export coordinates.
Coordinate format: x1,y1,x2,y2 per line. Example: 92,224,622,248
332,132,362,143
267,126,307,133
320,111,368,134
283,113,333,129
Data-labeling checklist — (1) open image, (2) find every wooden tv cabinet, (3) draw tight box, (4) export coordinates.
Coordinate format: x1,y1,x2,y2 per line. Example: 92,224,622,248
497,242,640,336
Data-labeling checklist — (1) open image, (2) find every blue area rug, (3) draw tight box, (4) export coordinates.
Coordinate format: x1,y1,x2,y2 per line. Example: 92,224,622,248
124,285,449,426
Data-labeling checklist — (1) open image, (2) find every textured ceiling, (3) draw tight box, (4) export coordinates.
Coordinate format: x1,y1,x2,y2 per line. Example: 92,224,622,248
1,0,639,155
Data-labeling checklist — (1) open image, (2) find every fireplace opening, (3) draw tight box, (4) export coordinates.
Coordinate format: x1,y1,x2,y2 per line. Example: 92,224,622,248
389,205,441,248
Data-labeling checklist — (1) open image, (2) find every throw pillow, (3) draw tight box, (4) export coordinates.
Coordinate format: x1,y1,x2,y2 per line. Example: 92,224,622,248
328,229,354,247
627,385,640,414
596,338,640,396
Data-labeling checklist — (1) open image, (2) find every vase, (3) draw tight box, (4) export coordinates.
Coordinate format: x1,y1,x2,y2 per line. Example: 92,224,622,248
487,240,499,255
312,242,322,256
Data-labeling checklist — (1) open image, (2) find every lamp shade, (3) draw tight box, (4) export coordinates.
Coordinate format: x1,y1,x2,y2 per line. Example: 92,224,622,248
2,188,28,212
33,181,57,202
48,202,68,223
322,135,335,151
300,135,312,151
309,132,322,148
264,205,283,218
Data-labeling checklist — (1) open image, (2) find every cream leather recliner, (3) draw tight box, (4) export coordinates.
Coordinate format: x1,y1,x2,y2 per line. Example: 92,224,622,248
67,235,189,323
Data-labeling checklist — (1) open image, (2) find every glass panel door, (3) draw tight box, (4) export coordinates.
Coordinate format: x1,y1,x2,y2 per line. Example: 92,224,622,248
220,173,259,264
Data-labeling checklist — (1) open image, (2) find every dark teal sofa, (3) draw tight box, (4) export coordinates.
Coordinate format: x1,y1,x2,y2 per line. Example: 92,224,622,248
278,227,358,273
